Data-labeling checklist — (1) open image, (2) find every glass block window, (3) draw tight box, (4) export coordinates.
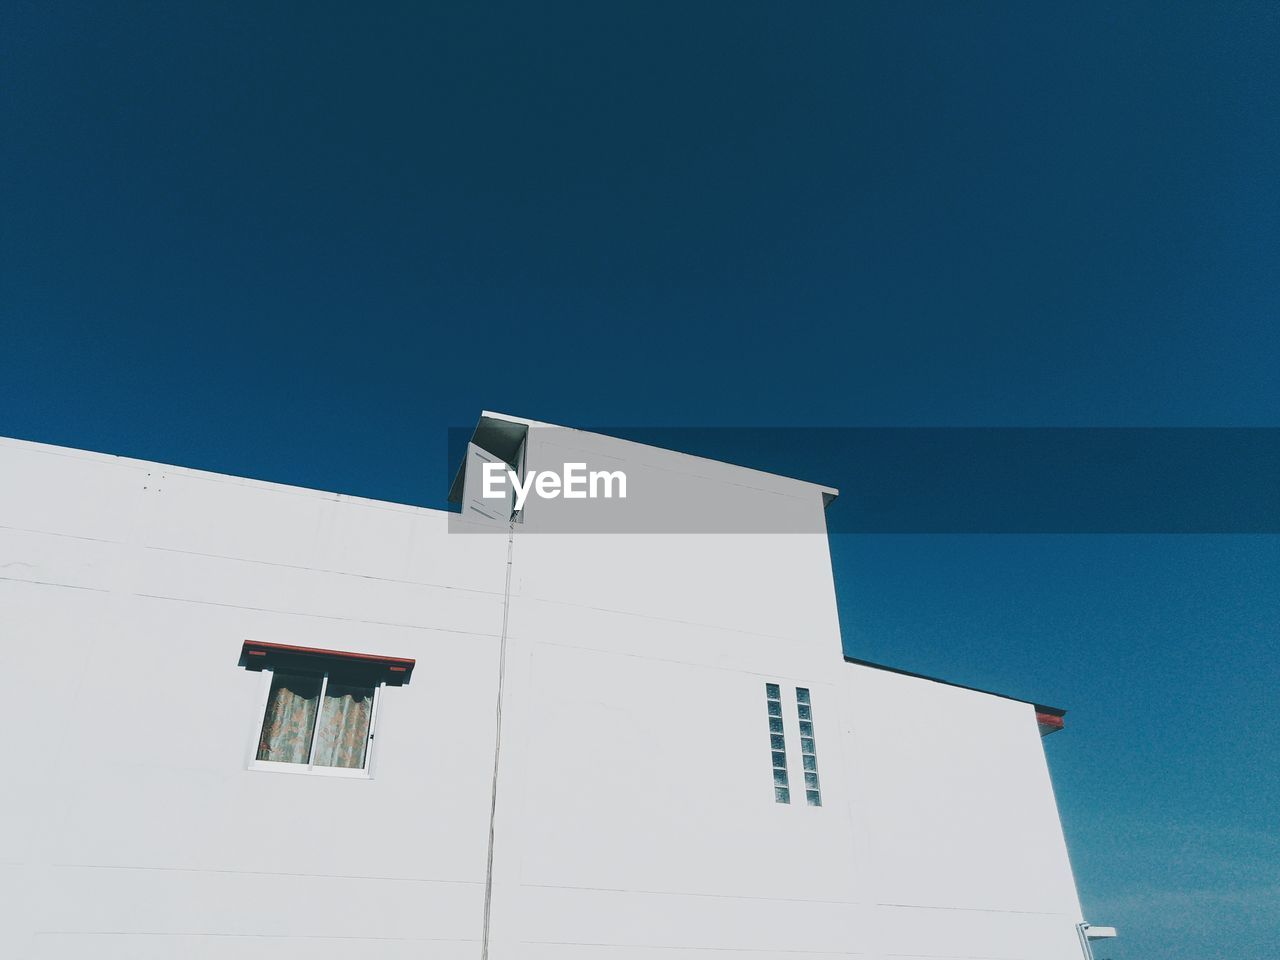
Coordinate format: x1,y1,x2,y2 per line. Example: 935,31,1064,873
796,687,821,806
766,682,790,803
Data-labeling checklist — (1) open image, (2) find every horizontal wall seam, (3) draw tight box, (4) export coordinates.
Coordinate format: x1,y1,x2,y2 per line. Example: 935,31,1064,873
0,523,509,598
133,591,504,637
49,862,484,885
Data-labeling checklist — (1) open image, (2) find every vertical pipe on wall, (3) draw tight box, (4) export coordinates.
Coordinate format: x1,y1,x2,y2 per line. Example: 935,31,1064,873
480,520,516,960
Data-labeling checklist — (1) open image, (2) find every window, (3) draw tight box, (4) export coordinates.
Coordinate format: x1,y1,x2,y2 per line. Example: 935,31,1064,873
256,670,376,768
239,641,414,777
796,687,822,806
765,682,790,803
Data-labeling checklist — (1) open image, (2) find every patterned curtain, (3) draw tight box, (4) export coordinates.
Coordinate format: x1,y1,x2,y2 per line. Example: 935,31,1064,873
312,681,375,768
256,672,321,763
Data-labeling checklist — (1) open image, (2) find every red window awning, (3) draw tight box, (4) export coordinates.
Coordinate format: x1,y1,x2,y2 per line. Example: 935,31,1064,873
239,640,415,685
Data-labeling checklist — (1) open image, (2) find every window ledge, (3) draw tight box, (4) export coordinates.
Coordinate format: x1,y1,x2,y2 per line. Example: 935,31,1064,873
248,759,372,780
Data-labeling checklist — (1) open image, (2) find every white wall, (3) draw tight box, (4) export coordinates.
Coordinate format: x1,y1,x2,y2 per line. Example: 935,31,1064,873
844,664,1085,958
475,420,1086,959
0,424,1087,959
0,437,509,959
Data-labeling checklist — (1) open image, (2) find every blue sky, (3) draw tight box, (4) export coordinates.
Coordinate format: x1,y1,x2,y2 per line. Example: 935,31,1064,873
3,3,1278,956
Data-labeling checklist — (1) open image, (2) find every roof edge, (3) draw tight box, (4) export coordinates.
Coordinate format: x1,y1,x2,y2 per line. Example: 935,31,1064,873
843,655,1066,717
478,410,840,505
0,435,450,518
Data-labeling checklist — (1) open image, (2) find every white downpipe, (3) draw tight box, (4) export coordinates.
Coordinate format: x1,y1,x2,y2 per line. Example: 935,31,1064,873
1076,922,1096,959
480,520,516,960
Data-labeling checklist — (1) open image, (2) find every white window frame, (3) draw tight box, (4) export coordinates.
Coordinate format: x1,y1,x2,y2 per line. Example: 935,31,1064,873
247,667,384,780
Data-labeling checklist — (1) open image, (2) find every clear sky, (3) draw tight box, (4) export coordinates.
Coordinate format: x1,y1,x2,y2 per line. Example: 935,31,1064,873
3,4,1278,957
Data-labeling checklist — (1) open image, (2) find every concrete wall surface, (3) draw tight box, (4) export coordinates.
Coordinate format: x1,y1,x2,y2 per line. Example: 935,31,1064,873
0,423,1086,959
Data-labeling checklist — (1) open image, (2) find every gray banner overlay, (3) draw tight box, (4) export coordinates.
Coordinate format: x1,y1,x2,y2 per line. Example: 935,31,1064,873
447,427,1280,534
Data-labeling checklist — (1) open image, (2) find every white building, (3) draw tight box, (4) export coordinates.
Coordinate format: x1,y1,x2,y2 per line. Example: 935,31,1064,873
0,412,1113,958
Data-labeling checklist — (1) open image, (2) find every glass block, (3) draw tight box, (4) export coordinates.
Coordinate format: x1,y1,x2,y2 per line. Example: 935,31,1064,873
801,737,815,754
799,721,813,737
773,767,789,786
805,772,820,788
769,717,784,734
765,683,780,699
803,755,817,772
797,704,812,720
806,790,822,807
771,734,786,751
767,700,782,717
771,750,787,768
796,688,811,704
775,786,791,804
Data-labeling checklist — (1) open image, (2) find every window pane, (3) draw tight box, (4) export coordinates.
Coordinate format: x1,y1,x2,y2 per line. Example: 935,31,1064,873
256,672,321,764
765,680,790,802
312,680,376,768
795,688,822,808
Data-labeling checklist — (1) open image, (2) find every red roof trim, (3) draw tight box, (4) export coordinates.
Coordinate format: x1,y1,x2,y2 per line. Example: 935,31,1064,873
1036,711,1066,736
